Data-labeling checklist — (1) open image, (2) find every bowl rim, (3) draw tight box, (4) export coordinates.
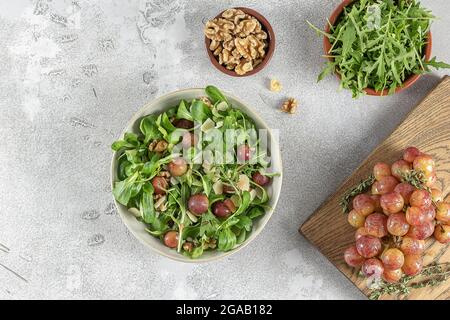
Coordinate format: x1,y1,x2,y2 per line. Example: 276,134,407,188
204,7,276,77
110,88,283,263
323,0,432,96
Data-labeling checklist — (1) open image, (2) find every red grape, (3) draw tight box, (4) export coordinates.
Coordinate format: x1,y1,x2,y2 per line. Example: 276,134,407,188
168,158,188,177
436,202,450,224
421,205,436,221
373,162,391,181
425,173,437,187
405,206,427,226
365,213,388,238
387,212,409,236
382,269,403,283
410,189,432,208
362,258,384,278
434,224,450,244
163,231,179,248
430,188,443,203
348,209,366,228
252,172,270,186
352,194,375,216
413,154,435,177
344,246,365,268
381,248,404,270
212,201,231,218
356,235,382,258
402,255,423,276
355,227,369,241
391,160,412,180
407,220,435,240
188,194,209,216
380,192,404,215
403,147,422,163
151,176,168,195
371,176,399,195
400,237,425,255
370,195,382,212
394,183,416,205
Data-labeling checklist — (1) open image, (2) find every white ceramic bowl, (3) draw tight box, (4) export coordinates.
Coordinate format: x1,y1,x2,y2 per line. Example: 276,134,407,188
110,88,283,262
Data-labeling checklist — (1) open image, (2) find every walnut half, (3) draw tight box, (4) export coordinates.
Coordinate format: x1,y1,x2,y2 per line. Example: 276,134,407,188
281,98,298,114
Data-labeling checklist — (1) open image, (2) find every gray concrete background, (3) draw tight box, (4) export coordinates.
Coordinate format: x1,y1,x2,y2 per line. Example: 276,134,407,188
0,0,449,300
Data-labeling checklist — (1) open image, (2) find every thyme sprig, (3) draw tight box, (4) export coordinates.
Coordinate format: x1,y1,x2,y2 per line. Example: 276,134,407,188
340,175,375,213
399,169,428,190
368,263,450,300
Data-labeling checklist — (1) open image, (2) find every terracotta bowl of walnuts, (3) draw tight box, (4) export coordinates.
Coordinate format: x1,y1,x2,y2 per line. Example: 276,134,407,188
204,7,275,77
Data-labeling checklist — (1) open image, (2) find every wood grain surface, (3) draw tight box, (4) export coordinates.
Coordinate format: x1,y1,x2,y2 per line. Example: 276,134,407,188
300,76,450,300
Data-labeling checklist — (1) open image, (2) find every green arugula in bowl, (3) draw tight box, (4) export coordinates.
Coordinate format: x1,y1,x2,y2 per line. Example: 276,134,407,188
309,0,450,97
111,86,277,258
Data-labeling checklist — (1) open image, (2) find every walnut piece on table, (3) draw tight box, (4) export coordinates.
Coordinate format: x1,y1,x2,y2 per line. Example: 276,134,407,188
270,79,282,92
281,98,298,114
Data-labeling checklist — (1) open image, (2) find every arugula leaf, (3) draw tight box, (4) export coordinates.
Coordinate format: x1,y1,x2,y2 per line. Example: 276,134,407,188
217,228,236,252
424,57,450,70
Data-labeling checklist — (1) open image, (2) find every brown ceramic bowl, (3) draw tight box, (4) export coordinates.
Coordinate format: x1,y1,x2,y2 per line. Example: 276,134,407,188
324,0,432,96
204,7,275,77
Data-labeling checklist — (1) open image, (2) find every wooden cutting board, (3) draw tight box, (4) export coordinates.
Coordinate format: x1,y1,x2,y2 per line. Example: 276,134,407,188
300,76,450,300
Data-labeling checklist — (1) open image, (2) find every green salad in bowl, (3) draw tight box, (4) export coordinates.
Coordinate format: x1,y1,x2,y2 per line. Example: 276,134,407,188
110,86,282,261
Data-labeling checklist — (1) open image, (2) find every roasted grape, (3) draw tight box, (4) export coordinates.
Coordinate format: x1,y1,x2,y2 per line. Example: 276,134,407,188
172,119,194,129
381,248,404,270
434,224,450,244
371,176,398,195
181,132,198,149
362,258,384,278
436,202,450,224
344,246,365,267
168,158,188,177
380,192,404,215
373,162,391,181
223,199,236,212
151,176,168,195
163,231,179,248
252,172,271,186
400,237,425,255
365,213,388,238
348,209,366,228
406,220,435,240
387,212,409,236
409,189,432,208
382,268,403,283
394,183,416,205
188,194,209,216
212,201,231,218
356,235,382,258
402,255,423,276
403,147,422,163
405,206,427,226
391,160,412,180
413,154,435,177
352,194,375,216
237,144,251,162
